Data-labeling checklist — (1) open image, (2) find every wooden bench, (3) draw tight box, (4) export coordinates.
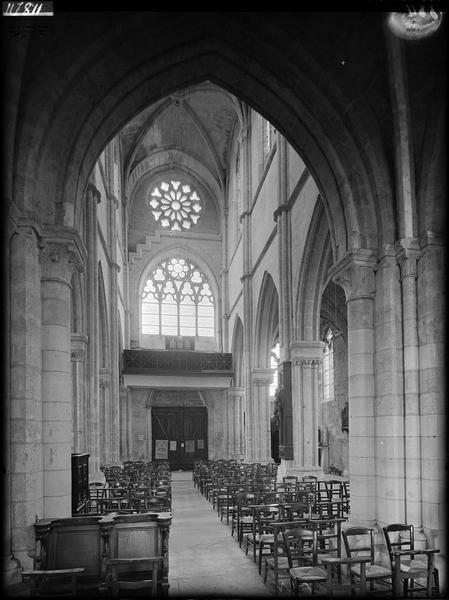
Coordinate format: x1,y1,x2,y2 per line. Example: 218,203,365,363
21,511,172,597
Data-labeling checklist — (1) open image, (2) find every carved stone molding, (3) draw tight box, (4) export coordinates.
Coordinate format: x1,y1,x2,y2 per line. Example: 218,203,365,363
99,378,110,390
87,182,102,204
292,358,321,368
290,340,324,364
273,203,289,222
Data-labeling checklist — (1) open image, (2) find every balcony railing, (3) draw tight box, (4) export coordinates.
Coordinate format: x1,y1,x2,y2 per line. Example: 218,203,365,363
122,349,233,375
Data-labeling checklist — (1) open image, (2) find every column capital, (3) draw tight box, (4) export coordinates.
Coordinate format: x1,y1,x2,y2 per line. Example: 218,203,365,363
39,229,87,281
330,250,377,302
71,349,85,362
99,377,110,390
290,340,324,364
252,368,273,386
395,239,421,280
228,387,245,400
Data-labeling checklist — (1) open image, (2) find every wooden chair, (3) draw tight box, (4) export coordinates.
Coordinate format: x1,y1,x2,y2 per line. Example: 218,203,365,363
383,524,440,598
232,492,258,546
263,521,309,595
342,526,392,594
244,503,282,569
103,512,172,598
309,517,345,562
283,528,328,597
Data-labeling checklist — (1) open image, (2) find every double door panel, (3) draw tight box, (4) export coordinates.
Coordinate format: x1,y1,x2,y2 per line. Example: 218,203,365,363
152,407,208,470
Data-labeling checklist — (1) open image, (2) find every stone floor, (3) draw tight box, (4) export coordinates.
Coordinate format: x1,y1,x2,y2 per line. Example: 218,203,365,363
168,470,277,598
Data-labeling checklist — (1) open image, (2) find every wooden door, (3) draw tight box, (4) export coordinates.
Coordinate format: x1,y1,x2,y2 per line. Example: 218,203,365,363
152,407,208,470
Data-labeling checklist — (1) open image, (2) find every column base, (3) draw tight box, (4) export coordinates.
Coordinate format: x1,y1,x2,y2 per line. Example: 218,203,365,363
3,554,22,588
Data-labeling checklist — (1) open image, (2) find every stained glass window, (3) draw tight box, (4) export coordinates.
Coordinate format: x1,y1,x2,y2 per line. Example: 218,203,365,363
148,180,202,231
141,257,215,337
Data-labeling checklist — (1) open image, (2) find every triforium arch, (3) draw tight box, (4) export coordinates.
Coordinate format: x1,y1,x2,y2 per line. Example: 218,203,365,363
7,13,395,258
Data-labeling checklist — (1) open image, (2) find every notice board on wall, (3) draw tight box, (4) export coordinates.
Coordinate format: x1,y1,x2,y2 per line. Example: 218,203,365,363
155,439,168,459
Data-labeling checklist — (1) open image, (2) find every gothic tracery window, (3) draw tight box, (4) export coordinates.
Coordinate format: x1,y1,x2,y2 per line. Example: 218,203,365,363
148,180,202,231
141,257,215,337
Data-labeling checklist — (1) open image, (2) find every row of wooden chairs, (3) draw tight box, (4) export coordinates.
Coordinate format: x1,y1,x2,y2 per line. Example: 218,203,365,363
195,461,439,598
87,462,173,515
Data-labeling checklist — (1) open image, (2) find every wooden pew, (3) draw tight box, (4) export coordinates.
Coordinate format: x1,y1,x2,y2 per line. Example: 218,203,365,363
21,511,172,597
22,515,106,597
102,512,172,597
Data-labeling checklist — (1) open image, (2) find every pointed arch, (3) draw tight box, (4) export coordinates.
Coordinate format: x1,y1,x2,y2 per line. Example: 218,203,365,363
254,272,279,368
295,197,334,341
231,315,244,387
10,13,399,259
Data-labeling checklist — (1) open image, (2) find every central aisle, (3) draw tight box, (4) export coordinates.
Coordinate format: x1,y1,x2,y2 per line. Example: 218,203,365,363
168,471,274,597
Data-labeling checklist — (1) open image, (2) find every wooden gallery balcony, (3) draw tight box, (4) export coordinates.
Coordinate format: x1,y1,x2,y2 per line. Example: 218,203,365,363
122,349,234,389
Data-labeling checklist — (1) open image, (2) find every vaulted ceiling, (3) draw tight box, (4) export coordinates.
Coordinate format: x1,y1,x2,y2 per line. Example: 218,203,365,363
121,82,241,250
120,82,240,192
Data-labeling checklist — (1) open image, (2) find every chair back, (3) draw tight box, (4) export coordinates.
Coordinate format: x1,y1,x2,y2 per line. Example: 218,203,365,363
342,526,375,562
42,516,105,577
282,526,318,567
382,523,415,566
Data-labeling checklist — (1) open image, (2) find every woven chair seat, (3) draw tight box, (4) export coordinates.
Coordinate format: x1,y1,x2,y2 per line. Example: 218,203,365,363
290,566,327,581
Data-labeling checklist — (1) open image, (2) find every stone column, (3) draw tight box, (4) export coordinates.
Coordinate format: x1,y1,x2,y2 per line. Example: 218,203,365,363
396,239,422,529
416,232,445,552
227,387,245,459
5,211,41,579
239,120,253,462
99,374,111,465
70,338,88,452
374,247,405,525
333,252,377,525
119,386,129,461
289,342,324,476
250,369,273,462
85,184,102,480
274,134,292,363
40,233,85,518
108,192,120,464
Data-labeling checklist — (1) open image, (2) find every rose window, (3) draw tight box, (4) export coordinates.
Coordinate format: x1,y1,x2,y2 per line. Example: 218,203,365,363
148,180,202,231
